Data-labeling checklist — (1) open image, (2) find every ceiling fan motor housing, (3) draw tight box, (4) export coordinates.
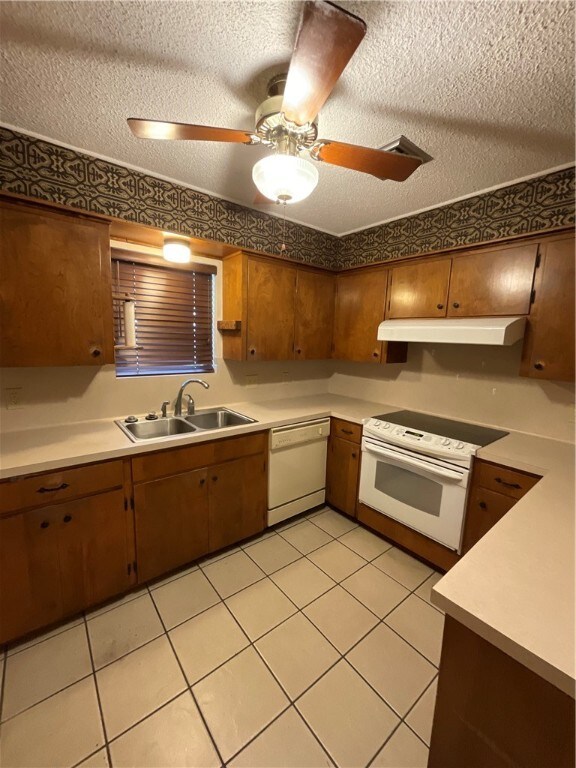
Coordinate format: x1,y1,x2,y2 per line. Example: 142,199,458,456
255,75,318,149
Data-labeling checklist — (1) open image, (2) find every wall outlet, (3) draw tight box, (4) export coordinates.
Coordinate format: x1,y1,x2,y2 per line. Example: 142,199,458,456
5,387,23,409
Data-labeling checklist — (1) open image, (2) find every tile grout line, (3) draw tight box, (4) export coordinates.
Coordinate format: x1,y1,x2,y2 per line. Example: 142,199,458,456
145,582,227,768
82,613,114,768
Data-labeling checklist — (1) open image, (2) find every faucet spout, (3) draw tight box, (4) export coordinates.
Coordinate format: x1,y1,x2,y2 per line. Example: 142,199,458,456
174,378,210,417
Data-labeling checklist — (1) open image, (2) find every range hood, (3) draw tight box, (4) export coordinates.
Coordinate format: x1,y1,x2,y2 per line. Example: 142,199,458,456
377,316,526,346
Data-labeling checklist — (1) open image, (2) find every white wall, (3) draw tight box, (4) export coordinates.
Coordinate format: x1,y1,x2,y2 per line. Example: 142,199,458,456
329,343,575,442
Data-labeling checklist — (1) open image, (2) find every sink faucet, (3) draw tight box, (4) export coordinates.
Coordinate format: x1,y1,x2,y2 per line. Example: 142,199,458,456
174,378,210,417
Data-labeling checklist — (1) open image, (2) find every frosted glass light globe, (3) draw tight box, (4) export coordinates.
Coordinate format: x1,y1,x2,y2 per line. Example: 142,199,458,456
163,238,191,263
252,154,319,204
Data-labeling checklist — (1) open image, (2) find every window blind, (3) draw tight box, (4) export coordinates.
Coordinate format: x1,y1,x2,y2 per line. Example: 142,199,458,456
112,259,214,377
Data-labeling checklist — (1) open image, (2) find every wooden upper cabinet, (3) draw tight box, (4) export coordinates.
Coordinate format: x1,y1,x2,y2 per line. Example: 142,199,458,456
0,199,114,366
447,243,538,317
333,268,407,364
247,257,296,360
294,270,335,359
387,259,451,319
520,234,575,382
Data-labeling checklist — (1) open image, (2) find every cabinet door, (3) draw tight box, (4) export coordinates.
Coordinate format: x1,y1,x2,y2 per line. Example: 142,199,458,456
326,436,360,518
134,469,210,583
294,270,335,359
447,244,538,317
0,201,114,366
209,455,266,551
333,270,387,363
247,258,296,360
0,507,63,644
520,235,575,382
388,259,451,318
57,490,135,614
461,486,516,554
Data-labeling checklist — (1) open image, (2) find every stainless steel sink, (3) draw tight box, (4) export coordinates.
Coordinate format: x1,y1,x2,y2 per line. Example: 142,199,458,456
115,417,198,442
115,408,256,442
185,408,256,430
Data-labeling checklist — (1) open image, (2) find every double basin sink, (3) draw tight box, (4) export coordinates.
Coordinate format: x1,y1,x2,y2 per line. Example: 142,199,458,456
116,408,256,442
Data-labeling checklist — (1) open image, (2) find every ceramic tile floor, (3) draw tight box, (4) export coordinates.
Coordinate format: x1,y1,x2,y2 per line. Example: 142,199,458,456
0,507,445,768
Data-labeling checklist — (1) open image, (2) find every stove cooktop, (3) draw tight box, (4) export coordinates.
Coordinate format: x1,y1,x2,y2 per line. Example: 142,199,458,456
373,410,508,447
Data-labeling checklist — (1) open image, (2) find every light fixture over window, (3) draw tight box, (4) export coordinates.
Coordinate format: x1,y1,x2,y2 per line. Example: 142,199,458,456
163,236,191,263
252,153,319,204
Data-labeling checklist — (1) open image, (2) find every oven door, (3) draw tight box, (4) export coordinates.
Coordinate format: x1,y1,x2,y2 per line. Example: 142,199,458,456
359,437,469,551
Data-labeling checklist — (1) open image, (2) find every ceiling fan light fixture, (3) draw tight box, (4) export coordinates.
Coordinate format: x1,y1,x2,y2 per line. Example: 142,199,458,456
252,153,319,204
163,236,191,263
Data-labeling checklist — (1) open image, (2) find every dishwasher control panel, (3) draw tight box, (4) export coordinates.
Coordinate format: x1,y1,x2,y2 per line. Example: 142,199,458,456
269,419,331,450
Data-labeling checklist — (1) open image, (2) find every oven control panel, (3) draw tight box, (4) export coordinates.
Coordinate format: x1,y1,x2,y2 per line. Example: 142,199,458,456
363,418,478,460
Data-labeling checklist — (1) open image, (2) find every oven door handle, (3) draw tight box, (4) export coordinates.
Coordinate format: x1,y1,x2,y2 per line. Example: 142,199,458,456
363,441,465,481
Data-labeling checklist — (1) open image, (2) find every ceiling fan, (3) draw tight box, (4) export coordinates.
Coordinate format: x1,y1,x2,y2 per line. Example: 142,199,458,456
128,1,429,205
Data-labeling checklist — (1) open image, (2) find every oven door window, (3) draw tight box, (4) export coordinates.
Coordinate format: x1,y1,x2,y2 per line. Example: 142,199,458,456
375,461,442,517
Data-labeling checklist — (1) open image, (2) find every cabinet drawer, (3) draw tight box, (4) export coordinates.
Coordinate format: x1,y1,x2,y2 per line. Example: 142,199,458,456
0,460,124,515
474,460,540,499
331,418,362,444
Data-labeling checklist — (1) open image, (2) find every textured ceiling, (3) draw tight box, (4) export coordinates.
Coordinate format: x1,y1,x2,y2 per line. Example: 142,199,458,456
0,0,574,235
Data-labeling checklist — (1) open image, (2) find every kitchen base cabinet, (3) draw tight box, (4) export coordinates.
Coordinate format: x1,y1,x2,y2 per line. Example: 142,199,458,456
134,469,209,583
325,419,361,518
131,432,268,581
0,508,63,644
0,471,134,645
461,459,541,554
429,616,575,768
208,455,267,551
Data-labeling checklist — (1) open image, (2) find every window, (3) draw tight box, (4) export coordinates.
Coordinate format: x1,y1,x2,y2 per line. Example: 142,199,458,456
112,255,215,377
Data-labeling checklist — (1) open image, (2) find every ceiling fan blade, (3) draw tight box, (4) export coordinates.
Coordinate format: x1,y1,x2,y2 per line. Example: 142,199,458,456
311,140,423,181
281,1,366,127
127,118,257,144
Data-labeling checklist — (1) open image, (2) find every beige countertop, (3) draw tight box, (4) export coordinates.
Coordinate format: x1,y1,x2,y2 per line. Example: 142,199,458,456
1,394,574,697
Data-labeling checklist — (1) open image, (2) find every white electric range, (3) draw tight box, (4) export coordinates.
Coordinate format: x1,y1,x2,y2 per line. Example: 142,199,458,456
359,410,507,551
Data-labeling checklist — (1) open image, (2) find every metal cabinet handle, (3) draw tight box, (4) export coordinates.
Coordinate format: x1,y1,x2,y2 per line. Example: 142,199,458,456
90,347,102,358
37,482,69,494
63,514,73,523
296,348,301,354
212,476,218,482
495,477,521,490
479,501,487,510
372,351,379,358
341,429,354,435
534,362,545,371
249,349,255,356
452,302,460,309
40,520,50,529
351,452,357,459
437,303,444,310
200,478,206,486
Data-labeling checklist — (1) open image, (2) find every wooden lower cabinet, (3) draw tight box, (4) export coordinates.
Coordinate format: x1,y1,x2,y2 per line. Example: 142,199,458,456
0,507,63,644
326,435,360,518
429,616,575,768
132,433,267,581
461,459,541,554
209,455,267,551
0,488,134,645
134,469,209,583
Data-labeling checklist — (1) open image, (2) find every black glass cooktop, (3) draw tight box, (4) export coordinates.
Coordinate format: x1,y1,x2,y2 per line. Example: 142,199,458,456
373,410,508,446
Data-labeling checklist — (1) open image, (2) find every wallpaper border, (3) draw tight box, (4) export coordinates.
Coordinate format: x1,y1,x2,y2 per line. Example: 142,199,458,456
0,127,573,270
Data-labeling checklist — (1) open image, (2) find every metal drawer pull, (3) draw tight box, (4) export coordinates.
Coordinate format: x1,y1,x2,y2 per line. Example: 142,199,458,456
37,482,70,494
63,514,73,523
479,501,487,509
341,429,354,435
495,478,521,489
40,520,50,529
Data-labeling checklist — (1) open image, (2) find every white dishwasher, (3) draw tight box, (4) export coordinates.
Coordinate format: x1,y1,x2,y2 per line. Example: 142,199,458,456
268,418,331,525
